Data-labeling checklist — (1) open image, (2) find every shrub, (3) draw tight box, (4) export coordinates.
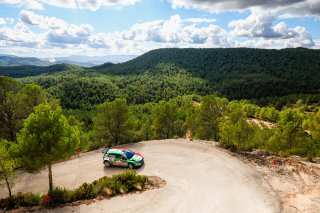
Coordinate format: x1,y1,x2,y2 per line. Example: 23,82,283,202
46,187,72,206
73,182,97,200
0,171,148,210
0,193,41,209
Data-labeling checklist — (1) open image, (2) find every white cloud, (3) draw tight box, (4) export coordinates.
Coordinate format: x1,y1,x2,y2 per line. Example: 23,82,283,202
0,12,317,57
184,17,216,23
0,17,14,25
169,0,320,17
19,10,93,44
0,21,41,47
228,11,315,48
119,14,230,45
25,0,44,10
0,0,140,11
6,18,14,24
229,12,281,38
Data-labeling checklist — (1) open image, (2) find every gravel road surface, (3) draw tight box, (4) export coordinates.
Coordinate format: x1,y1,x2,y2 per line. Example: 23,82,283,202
0,140,281,212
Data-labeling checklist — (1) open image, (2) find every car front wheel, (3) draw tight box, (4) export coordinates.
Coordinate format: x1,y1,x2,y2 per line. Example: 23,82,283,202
104,160,111,167
128,163,134,169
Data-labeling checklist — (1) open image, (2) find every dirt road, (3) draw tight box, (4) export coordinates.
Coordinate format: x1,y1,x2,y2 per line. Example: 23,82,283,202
0,140,281,212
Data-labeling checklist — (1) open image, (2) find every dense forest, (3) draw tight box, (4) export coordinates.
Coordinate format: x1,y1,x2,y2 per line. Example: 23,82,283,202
1,76,320,158
93,48,320,99
1,48,320,104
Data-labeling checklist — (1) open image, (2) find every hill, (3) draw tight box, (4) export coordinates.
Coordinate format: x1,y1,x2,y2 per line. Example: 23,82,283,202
0,55,52,66
92,48,320,99
0,64,84,78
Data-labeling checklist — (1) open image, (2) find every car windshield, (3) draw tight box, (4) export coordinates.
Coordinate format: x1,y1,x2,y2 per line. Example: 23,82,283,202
124,150,135,159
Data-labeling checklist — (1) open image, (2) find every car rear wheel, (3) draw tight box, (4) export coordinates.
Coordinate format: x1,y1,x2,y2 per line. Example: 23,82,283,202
104,160,111,167
128,163,134,169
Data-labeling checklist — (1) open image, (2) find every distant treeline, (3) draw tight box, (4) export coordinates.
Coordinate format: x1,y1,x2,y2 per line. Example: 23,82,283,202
93,48,320,99
1,76,320,159
1,48,320,102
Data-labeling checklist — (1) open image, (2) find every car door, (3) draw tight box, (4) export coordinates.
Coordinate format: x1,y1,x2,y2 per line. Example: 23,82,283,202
114,154,128,167
107,154,116,165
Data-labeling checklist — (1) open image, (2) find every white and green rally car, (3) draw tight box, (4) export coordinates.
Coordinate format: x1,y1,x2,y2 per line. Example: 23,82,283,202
102,147,144,169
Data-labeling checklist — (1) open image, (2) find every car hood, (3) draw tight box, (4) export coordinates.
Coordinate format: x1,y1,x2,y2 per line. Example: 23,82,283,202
131,153,143,161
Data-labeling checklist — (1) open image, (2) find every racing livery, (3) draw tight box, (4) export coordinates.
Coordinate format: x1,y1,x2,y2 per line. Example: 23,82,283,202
102,148,144,169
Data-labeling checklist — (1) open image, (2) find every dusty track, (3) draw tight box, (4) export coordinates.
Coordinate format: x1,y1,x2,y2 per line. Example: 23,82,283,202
0,140,281,212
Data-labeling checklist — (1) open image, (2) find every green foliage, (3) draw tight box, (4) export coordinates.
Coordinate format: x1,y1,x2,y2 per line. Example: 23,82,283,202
0,170,147,210
72,183,97,200
153,101,177,139
93,48,320,100
0,64,83,78
46,187,72,206
0,77,47,141
219,119,256,151
93,99,131,146
0,192,41,209
0,139,17,197
195,95,228,141
265,108,314,156
16,104,79,172
258,107,280,122
15,103,79,190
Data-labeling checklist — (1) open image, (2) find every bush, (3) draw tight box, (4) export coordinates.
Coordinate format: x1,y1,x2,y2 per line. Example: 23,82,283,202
0,171,148,210
46,187,72,206
73,182,97,200
0,193,41,210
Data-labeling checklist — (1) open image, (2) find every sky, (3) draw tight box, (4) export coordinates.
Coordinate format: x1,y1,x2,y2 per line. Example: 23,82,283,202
0,0,319,58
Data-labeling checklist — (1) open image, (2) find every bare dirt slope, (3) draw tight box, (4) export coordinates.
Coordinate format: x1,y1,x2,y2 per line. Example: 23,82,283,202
237,152,320,213
0,140,280,213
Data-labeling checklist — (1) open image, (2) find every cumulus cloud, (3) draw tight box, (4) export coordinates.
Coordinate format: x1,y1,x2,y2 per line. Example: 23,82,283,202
228,11,315,48
0,11,317,57
0,0,140,11
19,10,93,44
0,0,44,10
119,15,230,46
0,21,41,47
170,0,320,17
229,12,281,38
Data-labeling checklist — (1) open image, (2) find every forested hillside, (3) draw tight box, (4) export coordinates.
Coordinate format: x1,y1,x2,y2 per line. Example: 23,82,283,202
1,48,320,110
0,55,51,66
93,48,320,99
0,64,83,78
20,64,213,109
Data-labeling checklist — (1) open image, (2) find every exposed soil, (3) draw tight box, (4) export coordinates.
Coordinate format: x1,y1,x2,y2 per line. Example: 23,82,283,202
230,149,320,213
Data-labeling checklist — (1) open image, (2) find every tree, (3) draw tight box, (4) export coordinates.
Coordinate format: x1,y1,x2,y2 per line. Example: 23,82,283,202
153,101,177,139
0,139,16,197
196,95,228,141
219,118,255,151
16,104,79,190
0,77,20,141
0,78,47,141
93,99,130,146
266,108,310,156
19,83,47,118
302,108,320,157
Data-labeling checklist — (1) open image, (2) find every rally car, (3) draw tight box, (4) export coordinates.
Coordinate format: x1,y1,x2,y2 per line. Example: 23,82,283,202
102,148,144,169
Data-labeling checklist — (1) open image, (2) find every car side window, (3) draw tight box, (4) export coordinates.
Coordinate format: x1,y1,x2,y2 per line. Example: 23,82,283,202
114,154,121,159
108,154,115,158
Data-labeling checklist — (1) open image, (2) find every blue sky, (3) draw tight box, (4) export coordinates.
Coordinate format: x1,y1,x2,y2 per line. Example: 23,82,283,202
0,0,319,58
